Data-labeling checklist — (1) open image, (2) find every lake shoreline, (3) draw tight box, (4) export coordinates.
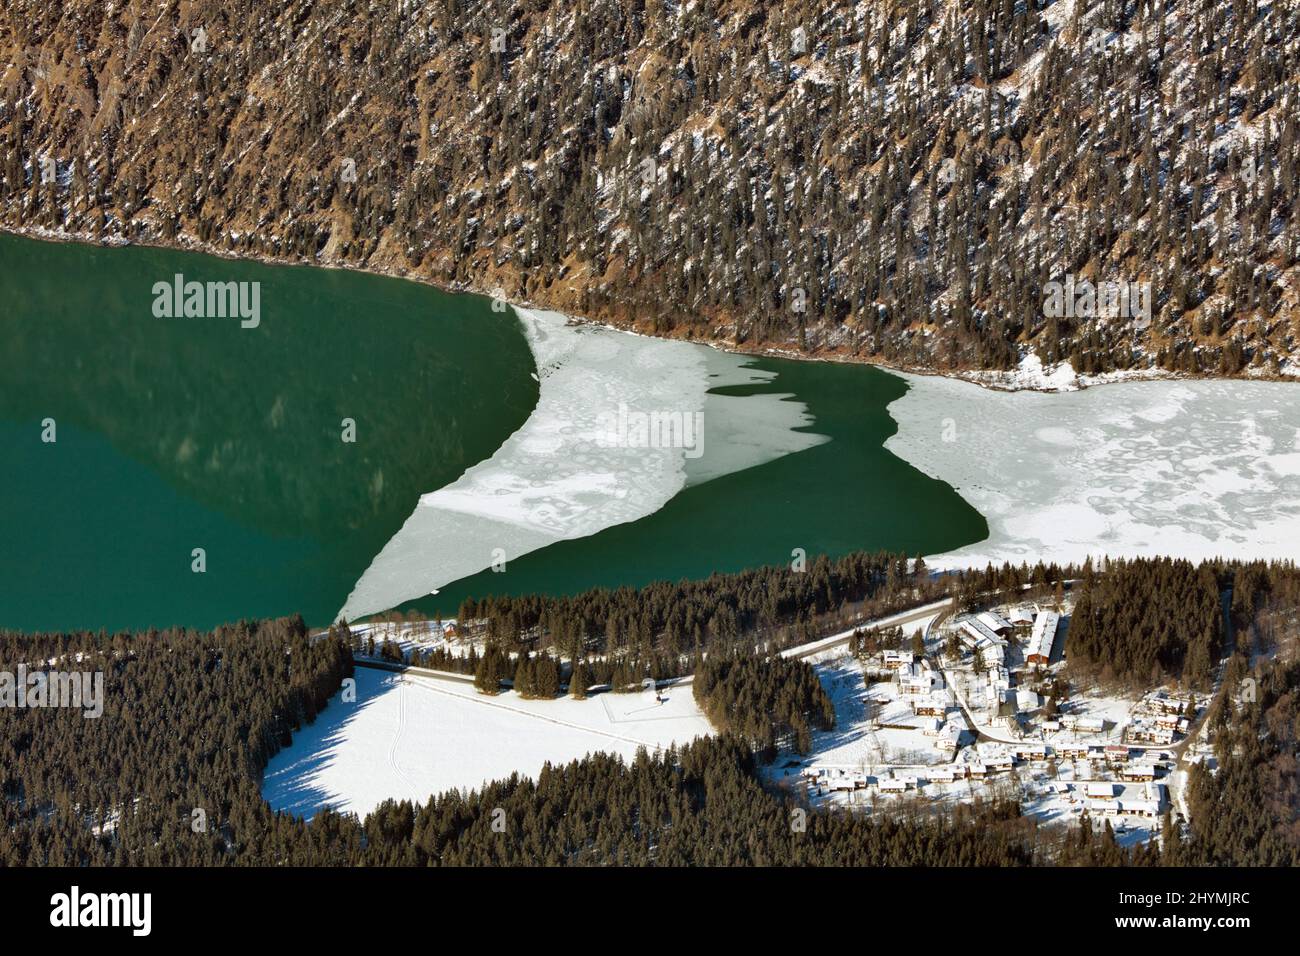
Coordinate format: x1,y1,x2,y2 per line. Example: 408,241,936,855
9,224,1297,396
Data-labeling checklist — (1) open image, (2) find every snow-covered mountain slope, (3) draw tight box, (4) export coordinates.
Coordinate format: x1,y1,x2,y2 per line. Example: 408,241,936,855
2,0,1297,378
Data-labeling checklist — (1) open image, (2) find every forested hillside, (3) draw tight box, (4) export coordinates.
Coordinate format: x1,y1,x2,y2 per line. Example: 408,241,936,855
0,617,354,865
1175,560,1300,865
1065,557,1225,688
2,0,1298,378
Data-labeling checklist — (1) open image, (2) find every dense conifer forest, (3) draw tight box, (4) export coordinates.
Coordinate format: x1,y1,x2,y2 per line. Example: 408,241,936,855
3,554,1298,865
1171,559,1300,865
1065,557,1225,688
693,653,836,758
457,552,934,648
1181,654,1300,865
0,616,353,865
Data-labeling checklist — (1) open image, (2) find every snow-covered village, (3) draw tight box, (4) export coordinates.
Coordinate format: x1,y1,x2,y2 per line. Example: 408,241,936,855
782,597,1230,846
261,558,1278,857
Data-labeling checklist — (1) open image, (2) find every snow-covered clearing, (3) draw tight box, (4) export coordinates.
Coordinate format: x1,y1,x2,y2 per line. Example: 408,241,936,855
262,666,714,819
803,656,959,771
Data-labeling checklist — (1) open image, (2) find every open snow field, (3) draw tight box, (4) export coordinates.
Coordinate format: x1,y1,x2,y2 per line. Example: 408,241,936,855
886,374,1300,569
262,667,714,818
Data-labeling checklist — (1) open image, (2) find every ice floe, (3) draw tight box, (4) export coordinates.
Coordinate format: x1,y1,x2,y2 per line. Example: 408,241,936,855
337,307,825,621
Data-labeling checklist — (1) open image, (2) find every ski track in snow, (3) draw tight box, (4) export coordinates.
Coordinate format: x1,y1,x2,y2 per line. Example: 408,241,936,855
387,678,417,790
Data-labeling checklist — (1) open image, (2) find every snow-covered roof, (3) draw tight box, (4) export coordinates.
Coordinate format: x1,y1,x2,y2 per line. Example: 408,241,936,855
1122,764,1157,777
1124,801,1161,815
959,617,1007,647
1026,611,1060,661
977,611,1013,634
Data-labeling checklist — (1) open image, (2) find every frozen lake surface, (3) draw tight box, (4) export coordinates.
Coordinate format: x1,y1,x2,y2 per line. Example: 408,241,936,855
886,374,1300,568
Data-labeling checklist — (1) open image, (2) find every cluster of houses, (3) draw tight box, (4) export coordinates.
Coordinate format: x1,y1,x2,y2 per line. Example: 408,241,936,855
805,742,1033,797
1128,721,1180,746
915,703,962,753
804,739,1167,801
955,614,1014,722
1126,691,1197,745
876,608,1069,753
1041,712,1106,734
829,603,1184,835
958,611,1014,670
878,652,964,753
957,607,1060,671
1054,741,1163,776
809,767,908,794
805,759,1009,797
1080,781,1168,819
954,608,1060,730
898,658,944,697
